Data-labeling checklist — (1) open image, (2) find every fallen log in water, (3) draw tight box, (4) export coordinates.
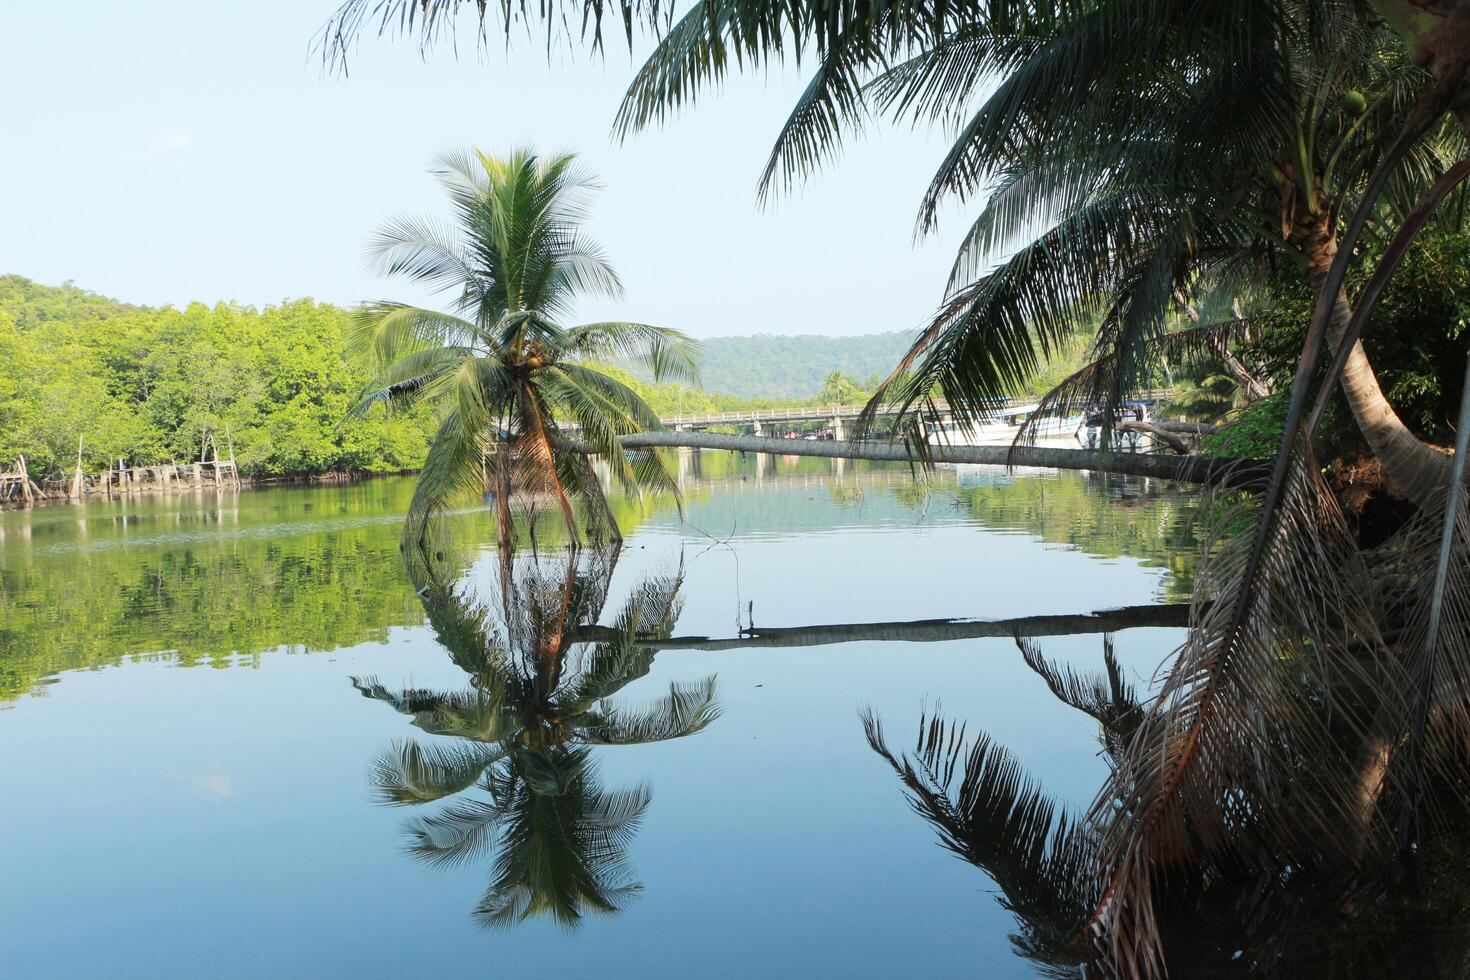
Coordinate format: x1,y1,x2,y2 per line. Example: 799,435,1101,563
568,602,1192,651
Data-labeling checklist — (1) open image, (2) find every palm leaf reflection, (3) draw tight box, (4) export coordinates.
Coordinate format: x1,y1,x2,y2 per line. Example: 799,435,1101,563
867,635,1470,978
354,550,720,929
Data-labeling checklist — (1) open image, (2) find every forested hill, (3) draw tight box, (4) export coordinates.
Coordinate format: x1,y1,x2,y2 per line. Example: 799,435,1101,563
619,332,915,400
0,276,439,481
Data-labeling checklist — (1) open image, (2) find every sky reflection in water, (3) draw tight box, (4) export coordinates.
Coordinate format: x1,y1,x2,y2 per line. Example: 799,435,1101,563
0,455,1198,977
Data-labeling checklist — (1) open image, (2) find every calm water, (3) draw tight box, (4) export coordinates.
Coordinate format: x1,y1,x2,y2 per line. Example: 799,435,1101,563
0,454,1200,978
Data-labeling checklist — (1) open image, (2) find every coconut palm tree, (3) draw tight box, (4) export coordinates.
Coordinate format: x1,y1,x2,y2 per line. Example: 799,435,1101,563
352,549,721,928
350,147,700,553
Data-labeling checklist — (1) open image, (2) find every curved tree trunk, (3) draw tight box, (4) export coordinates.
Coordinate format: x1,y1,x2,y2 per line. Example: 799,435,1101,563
1309,266,1450,504
1354,0,1470,503
597,430,1265,487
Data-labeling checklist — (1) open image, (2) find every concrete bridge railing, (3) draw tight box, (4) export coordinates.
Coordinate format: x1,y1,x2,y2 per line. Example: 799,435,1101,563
657,391,1175,431
659,400,952,430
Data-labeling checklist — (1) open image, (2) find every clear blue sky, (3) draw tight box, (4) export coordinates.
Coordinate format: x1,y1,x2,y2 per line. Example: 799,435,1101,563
1,1,971,338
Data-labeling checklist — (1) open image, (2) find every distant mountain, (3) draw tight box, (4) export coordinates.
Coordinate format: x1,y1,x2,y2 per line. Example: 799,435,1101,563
623,331,916,400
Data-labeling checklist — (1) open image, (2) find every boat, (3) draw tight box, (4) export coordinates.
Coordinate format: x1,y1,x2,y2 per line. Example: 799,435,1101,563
924,403,1082,447
925,400,1159,451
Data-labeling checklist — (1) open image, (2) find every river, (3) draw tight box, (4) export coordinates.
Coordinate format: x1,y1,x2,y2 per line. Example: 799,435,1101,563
0,454,1200,977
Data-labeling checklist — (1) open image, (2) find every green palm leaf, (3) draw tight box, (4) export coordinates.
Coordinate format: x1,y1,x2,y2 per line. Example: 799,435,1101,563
364,737,506,806
582,676,721,745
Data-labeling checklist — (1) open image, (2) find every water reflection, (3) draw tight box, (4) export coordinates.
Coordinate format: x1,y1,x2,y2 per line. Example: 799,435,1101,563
866,635,1470,978
0,460,1201,703
353,549,720,928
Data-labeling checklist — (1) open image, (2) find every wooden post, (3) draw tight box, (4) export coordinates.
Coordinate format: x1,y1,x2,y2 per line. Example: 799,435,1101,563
192,463,202,488
225,425,241,489
18,456,33,507
70,436,85,500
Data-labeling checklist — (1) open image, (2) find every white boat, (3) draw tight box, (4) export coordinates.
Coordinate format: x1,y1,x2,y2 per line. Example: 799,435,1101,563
925,403,1081,447
926,400,1160,451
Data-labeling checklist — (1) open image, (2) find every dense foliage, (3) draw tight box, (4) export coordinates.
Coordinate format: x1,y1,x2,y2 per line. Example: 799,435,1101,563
1244,229,1470,447
1192,229,1470,462
0,275,437,480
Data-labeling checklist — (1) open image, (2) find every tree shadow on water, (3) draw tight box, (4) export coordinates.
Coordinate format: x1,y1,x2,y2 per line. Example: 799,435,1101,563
353,547,720,929
865,635,1470,979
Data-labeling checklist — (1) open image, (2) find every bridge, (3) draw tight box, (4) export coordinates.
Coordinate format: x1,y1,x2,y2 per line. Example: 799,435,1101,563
658,399,953,439
657,390,1175,438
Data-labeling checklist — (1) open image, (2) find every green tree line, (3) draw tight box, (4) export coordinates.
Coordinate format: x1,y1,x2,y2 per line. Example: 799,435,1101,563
0,275,440,481
0,276,933,484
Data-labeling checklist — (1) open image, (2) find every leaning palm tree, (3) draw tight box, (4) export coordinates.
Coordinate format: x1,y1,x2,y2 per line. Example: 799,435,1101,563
350,147,700,553
353,548,720,928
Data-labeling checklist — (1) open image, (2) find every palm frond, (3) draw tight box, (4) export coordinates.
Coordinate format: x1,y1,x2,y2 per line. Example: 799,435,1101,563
861,184,1180,437
1017,635,1142,764
347,343,473,418
564,321,701,385
582,676,721,744
403,795,505,869
753,10,880,199
350,302,482,365
864,708,1096,967
1385,359,1470,843
403,410,492,549
365,737,504,806
1089,457,1386,973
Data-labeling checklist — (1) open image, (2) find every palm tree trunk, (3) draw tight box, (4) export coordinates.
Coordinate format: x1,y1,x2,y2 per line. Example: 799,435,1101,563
1307,263,1450,504
587,474,624,544
518,380,580,544
494,455,516,556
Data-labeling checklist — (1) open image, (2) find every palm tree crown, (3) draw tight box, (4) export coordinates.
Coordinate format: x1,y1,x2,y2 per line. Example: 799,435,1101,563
351,147,700,551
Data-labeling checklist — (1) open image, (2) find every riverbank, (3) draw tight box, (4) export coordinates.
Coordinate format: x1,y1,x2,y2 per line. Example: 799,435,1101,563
1,465,422,511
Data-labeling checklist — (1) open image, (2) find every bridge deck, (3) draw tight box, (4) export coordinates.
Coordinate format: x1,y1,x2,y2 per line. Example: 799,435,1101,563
657,391,1173,429
659,399,953,428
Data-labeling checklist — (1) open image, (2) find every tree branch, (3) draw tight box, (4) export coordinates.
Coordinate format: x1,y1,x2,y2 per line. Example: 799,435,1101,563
568,602,1193,650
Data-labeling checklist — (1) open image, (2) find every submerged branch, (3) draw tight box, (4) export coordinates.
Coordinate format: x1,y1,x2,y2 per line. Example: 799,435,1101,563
568,602,1192,650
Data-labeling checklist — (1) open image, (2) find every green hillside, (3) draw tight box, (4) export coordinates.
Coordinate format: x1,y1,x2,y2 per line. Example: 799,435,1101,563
620,332,916,400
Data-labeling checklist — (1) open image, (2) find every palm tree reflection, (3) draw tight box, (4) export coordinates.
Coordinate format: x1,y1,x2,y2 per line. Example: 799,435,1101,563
355,549,720,929
866,636,1470,978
